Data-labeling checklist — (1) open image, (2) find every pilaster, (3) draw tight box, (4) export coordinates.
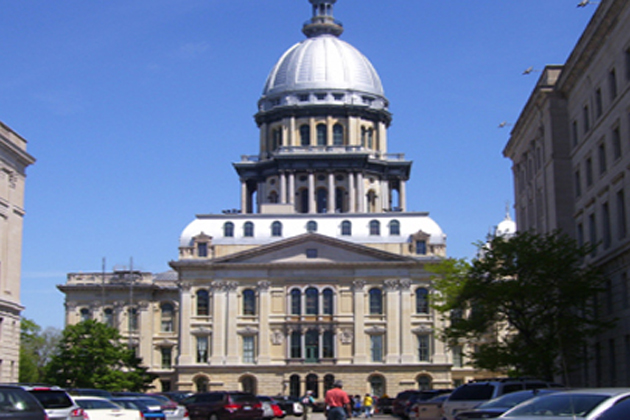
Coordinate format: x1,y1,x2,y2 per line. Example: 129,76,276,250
352,280,367,363
178,282,193,365
257,281,272,364
225,281,240,364
384,280,400,363
399,279,415,363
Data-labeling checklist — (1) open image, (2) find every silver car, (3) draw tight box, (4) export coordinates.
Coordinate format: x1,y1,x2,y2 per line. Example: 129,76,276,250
22,386,84,420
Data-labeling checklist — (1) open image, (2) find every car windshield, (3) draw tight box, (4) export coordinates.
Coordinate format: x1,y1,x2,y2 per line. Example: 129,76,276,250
29,390,73,409
0,389,42,413
506,394,608,417
76,399,122,410
479,392,535,409
449,385,494,401
231,394,256,403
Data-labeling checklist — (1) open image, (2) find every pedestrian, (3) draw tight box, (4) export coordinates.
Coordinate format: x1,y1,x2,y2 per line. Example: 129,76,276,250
325,380,352,420
362,394,373,418
301,390,315,420
352,395,362,417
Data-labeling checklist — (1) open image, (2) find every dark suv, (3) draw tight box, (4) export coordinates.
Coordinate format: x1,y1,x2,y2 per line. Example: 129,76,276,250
0,385,47,420
393,390,451,418
183,391,263,420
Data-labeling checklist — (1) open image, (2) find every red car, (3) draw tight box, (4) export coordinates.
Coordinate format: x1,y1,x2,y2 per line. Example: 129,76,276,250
182,392,263,420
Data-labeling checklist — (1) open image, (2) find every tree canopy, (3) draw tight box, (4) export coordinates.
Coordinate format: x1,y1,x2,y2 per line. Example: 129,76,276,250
19,318,61,383
45,320,156,391
429,230,614,383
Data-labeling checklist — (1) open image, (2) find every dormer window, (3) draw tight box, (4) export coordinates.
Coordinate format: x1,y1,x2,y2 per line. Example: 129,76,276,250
316,93,326,101
390,220,400,236
333,93,344,101
197,243,208,257
299,94,309,102
193,232,212,258
415,240,427,255
272,221,283,237
362,96,374,105
224,222,234,237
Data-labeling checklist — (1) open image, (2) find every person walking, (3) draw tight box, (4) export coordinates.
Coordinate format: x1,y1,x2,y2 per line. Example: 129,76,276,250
325,380,352,420
352,395,362,418
362,394,373,418
301,390,315,420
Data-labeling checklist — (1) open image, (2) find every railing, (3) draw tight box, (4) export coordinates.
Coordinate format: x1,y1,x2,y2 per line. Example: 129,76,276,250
239,147,406,162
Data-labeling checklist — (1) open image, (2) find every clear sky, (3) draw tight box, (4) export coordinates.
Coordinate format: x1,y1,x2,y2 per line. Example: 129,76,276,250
1,0,596,330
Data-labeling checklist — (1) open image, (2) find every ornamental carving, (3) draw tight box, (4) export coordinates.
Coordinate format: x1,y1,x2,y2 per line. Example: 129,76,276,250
352,280,366,292
65,301,78,311
272,329,284,345
339,328,354,344
257,280,271,291
179,281,193,291
399,279,412,290
411,325,433,334
383,279,399,292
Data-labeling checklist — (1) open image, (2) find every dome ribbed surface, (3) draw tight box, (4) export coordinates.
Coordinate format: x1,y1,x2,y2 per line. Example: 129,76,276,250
262,34,384,98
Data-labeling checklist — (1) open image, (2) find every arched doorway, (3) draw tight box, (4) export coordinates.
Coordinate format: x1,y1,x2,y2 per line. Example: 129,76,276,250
241,375,257,394
195,376,209,392
369,375,386,397
306,373,319,398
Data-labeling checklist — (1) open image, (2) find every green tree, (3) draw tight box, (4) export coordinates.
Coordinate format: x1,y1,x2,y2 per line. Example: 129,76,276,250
19,318,61,383
429,231,613,383
44,320,156,391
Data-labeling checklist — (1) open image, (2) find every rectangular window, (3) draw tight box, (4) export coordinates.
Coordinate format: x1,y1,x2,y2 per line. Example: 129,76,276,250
416,240,427,255
197,336,208,363
306,249,318,259
613,127,622,160
589,213,597,256
418,335,430,362
128,308,138,332
572,120,579,147
161,347,172,369
603,202,611,249
609,68,618,100
618,190,627,239
599,142,607,174
577,223,584,248
610,339,617,385
574,170,582,198
584,105,591,133
197,243,208,257
623,273,629,310
452,345,463,368
586,158,593,186
243,336,255,363
290,333,301,358
371,335,383,362
595,88,603,118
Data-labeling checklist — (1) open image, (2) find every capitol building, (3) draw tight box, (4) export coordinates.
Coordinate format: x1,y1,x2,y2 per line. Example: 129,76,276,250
59,0,481,396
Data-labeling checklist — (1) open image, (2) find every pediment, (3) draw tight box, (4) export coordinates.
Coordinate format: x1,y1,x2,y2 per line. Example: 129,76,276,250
211,233,413,265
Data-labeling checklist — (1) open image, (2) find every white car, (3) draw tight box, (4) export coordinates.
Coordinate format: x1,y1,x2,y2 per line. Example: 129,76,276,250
72,396,141,420
498,389,630,420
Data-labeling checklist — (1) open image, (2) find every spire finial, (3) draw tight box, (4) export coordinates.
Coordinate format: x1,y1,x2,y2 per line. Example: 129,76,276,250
504,201,512,221
303,0,344,38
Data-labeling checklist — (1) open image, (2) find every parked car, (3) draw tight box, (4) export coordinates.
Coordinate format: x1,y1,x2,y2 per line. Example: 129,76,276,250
273,396,303,417
453,389,561,420
257,396,284,419
409,393,450,420
0,385,48,420
73,396,141,420
595,396,630,420
146,394,190,420
377,396,394,414
67,389,113,399
111,397,166,420
499,389,630,420
394,390,452,418
442,378,562,420
21,385,84,420
182,391,263,420
157,392,194,404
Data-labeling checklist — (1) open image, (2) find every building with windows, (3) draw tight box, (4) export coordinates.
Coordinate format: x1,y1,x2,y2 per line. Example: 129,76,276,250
0,121,35,382
59,0,495,396
504,0,630,387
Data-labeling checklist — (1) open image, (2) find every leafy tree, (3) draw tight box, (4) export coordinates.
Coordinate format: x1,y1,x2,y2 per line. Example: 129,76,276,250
44,320,156,391
19,318,61,383
429,231,614,383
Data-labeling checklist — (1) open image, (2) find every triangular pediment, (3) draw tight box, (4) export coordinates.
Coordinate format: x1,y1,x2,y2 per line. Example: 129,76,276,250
210,233,413,265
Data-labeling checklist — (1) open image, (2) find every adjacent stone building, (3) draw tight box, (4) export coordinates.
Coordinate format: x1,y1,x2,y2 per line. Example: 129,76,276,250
504,0,630,387
60,0,493,396
0,121,36,382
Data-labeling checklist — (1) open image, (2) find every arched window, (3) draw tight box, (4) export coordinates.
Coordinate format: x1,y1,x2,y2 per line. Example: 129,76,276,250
323,330,334,358
291,331,302,359
128,308,138,332
370,220,380,236
291,289,301,315
243,289,256,316
224,222,234,237
324,374,335,395
335,187,345,213
272,221,283,237
341,220,352,236
370,375,386,397
333,124,344,145
103,308,114,327
417,374,432,390
241,376,257,394
299,188,309,213
80,308,91,322
305,331,319,362
244,221,254,237
161,303,174,332
306,373,319,397
272,128,282,151
322,289,334,315
197,290,209,316
195,376,209,393
317,124,327,146
300,125,310,146
369,288,383,315
316,188,327,213
416,288,429,314
290,374,301,398
389,220,400,236
367,129,373,149
305,287,319,315
307,220,318,233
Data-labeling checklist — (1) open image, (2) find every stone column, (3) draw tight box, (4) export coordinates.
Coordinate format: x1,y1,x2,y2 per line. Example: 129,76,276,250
258,181,265,212
378,121,387,152
357,172,365,213
177,282,194,365
384,280,400,363
257,281,271,364
288,172,296,207
327,172,335,213
381,180,390,212
241,180,248,214
399,279,415,363
289,117,296,146
352,280,368,363
348,172,356,213
225,281,240,364
308,172,316,214
137,301,152,368
210,281,226,365
280,173,287,204
399,180,406,211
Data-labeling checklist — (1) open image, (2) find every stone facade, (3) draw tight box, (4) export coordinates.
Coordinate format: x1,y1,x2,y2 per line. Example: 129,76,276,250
504,0,630,386
0,121,35,382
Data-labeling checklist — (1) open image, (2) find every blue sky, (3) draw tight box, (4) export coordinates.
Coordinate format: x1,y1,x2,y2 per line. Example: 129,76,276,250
1,0,596,330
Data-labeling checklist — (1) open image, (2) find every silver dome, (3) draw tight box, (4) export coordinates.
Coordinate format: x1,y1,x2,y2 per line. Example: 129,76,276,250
260,34,386,111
